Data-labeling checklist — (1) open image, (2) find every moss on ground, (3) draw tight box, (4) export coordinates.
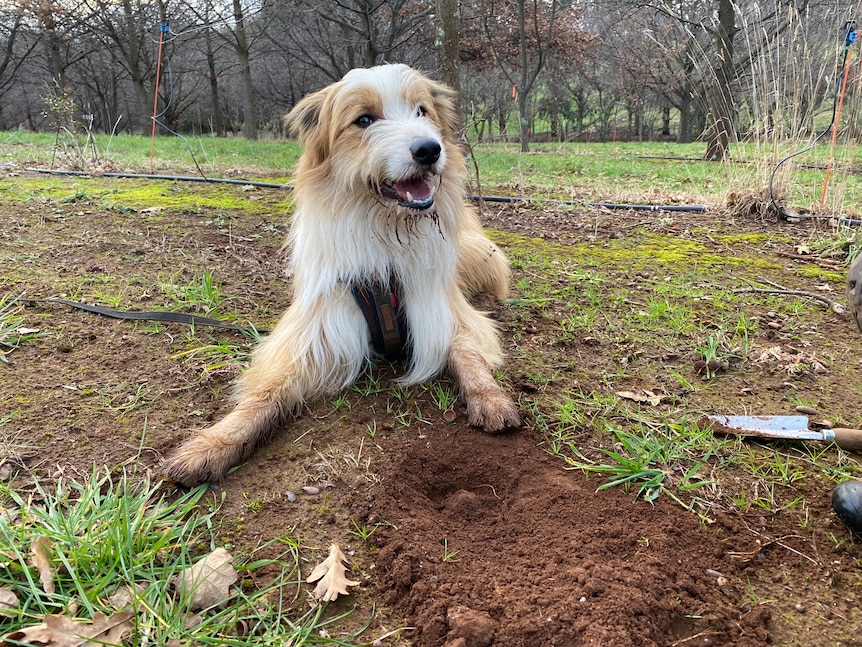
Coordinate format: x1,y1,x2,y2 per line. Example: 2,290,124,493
1,176,293,216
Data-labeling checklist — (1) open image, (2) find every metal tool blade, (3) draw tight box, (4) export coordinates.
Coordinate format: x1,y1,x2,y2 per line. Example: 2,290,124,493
706,415,830,441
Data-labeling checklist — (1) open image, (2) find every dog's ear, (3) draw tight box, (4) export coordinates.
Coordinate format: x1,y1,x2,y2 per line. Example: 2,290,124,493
428,80,462,141
285,87,333,165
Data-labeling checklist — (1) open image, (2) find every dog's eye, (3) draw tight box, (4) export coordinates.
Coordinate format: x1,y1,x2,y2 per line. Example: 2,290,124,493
416,106,427,117
354,114,376,128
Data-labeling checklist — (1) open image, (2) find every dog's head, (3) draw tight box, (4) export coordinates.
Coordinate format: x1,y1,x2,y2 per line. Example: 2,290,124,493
285,64,462,213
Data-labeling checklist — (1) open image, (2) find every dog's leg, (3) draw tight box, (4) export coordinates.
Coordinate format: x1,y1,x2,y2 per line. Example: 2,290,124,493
164,292,368,487
457,209,511,301
447,298,520,432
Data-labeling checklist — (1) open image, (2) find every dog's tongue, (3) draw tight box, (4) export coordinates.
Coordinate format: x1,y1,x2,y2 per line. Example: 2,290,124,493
394,177,432,203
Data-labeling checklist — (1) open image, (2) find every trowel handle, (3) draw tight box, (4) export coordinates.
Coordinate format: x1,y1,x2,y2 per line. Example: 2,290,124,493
832,428,862,452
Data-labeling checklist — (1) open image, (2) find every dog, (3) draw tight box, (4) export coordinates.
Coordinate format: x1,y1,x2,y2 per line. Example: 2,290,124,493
164,64,520,487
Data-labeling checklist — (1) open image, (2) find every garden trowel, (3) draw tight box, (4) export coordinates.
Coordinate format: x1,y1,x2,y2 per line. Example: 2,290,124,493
705,415,862,452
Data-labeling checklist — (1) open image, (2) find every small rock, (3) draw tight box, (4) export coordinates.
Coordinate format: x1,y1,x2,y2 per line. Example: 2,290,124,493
301,486,320,495
285,490,297,502
794,603,806,613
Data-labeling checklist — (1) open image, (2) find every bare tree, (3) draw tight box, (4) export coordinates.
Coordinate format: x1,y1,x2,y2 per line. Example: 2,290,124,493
435,0,462,116
0,3,38,111
65,0,164,134
269,0,434,83
463,0,591,151
229,0,257,138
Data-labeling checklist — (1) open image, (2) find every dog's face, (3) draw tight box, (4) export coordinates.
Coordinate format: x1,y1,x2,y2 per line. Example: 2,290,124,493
286,65,460,213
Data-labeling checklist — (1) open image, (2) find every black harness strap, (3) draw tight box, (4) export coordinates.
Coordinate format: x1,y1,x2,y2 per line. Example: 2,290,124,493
350,274,409,361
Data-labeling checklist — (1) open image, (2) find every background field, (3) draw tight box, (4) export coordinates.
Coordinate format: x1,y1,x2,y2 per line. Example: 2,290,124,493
1,134,861,646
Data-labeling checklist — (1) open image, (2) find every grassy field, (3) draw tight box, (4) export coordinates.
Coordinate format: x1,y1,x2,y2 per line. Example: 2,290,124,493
4,129,862,217
1,132,861,645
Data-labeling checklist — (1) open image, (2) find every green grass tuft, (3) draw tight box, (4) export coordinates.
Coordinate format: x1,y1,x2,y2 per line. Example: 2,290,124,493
0,466,364,645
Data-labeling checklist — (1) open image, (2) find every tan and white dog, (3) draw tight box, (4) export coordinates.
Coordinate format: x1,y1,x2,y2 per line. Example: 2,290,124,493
164,64,520,487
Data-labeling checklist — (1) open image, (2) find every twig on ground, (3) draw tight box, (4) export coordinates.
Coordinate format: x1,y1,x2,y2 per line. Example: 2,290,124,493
729,277,845,313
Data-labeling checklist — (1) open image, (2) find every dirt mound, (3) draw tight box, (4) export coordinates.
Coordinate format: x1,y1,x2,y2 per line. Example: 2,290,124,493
368,427,771,647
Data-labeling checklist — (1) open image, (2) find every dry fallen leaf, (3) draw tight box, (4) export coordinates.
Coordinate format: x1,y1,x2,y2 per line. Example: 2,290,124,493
30,536,55,595
0,587,17,611
616,390,664,406
307,544,360,602
0,611,132,647
172,547,238,611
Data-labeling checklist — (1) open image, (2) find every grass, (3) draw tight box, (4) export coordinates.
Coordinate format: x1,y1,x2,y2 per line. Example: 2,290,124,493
160,269,225,315
441,538,460,563
509,214,860,515
3,133,862,622
0,131,301,181
0,466,366,645
467,140,862,215
0,293,40,363
552,415,720,509
6,131,862,218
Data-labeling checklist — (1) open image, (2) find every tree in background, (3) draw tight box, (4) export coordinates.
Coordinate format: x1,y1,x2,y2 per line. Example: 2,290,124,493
0,0,855,147
462,0,593,151
270,0,434,83
434,0,462,118
0,2,40,128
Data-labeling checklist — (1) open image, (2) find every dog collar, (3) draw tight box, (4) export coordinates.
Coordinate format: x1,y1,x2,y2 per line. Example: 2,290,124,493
350,273,409,361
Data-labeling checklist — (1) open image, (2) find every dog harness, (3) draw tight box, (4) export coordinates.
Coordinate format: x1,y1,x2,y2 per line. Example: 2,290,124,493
351,274,409,361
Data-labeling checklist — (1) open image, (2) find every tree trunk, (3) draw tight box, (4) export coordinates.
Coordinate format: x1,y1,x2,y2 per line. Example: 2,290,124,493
518,90,529,151
434,0,462,120
704,0,736,160
204,21,225,137
122,0,150,134
40,8,65,91
517,0,530,152
232,0,258,140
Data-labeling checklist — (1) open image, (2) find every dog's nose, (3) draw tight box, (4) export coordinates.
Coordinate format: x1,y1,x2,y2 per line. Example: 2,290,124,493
411,138,441,166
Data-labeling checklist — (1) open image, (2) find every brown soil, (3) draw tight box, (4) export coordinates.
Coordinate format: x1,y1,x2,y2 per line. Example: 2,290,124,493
2,174,862,646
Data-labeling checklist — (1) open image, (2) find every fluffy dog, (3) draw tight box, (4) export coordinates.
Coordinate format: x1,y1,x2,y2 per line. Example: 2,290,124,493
164,64,520,487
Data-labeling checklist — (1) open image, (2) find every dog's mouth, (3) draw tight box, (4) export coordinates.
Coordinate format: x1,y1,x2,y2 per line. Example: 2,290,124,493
375,175,436,210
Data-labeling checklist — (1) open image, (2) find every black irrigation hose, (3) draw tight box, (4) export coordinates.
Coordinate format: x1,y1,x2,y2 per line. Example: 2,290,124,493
474,194,706,211
25,167,707,212
25,167,291,190
780,213,862,227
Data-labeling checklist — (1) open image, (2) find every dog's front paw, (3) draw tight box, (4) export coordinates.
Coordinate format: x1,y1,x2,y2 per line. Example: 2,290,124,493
163,432,232,488
466,389,520,433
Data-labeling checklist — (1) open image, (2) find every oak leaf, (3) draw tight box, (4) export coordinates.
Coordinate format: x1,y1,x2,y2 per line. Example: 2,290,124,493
0,611,132,646
307,544,359,602
30,536,55,595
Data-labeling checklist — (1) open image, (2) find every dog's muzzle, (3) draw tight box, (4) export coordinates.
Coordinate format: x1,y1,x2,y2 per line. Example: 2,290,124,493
375,137,442,210
377,176,436,210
